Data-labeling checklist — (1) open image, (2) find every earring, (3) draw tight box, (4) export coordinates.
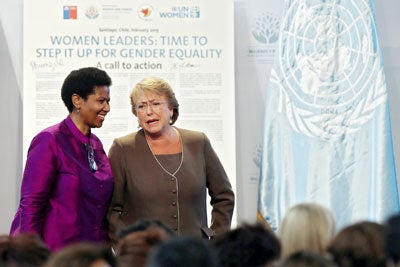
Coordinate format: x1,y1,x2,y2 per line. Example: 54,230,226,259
76,108,80,114
169,117,173,124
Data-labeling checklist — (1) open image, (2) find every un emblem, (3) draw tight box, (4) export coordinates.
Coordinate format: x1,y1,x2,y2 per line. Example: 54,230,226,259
273,0,387,139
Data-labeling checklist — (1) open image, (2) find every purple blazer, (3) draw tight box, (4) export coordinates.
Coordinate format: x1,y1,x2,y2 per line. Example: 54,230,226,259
10,116,114,251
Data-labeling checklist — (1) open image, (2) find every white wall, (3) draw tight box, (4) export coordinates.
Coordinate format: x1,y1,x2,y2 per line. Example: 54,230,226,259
0,0,22,233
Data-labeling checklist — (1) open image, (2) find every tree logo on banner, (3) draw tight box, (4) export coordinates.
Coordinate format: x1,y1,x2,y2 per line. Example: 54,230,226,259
252,12,280,44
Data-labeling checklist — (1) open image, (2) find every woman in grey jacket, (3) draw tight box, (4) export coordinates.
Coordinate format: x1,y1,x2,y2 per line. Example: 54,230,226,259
107,77,235,243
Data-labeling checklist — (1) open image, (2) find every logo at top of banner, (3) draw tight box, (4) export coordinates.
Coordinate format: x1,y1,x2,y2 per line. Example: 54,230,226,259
138,5,154,21
63,6,77,20
274,1,387,139
159,6,200,19
252,12,280,44
85,6,99,19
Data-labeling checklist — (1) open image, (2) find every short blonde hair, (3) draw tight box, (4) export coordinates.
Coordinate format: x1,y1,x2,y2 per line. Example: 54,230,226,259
130,77,179,125
279,203,336,259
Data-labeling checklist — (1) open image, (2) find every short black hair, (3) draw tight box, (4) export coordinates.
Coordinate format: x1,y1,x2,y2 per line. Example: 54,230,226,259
61,67,112,113
147,236,218,267
212,223,281,267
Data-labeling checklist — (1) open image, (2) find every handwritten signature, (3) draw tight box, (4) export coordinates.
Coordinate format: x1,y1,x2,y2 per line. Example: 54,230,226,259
30,59,65,71
170,62,200,70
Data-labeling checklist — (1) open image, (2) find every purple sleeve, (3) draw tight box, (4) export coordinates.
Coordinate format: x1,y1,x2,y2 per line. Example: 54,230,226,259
19,132,58,234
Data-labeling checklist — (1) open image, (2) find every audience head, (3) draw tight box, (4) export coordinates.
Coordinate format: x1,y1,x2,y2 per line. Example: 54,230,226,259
279,202,335,258
386,214,400,266
117,219,175,240
146,236,218,267
327,221,385,267
279,250,336,267
116,219,175,267
0,233,50,267
44,242,115,267
212,223,281,267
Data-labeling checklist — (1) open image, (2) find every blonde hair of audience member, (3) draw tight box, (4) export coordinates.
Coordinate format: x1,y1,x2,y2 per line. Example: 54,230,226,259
279,203,335,259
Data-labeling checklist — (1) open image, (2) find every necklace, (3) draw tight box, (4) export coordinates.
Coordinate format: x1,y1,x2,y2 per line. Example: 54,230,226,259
145,128,183,176
145,128,183,235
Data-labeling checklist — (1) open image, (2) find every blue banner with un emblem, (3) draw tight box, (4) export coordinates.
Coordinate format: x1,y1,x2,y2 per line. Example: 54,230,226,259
258,0,399,231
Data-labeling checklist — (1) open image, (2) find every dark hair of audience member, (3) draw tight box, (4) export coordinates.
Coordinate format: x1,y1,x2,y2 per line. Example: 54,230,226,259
117,219,175,240
0,233,50,267
279,250,337,267
146,236,218,267
385,214,400,266
116,219,175,267
327,221,385,267
44,242,115,267
212,223,281,267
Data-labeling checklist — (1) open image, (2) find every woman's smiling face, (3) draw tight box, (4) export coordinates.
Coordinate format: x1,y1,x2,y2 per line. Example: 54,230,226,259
79,85,111,129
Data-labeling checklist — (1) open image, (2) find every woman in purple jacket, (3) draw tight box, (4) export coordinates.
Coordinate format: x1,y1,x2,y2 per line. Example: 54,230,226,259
10,67,114,251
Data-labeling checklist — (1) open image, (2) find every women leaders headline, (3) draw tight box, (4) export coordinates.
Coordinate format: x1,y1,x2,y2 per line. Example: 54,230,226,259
34,34,222,67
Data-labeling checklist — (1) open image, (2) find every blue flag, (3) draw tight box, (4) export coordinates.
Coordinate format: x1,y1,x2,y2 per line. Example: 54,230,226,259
258,0,399,231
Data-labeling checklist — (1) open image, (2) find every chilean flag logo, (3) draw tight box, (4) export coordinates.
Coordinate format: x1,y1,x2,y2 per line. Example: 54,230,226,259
63,6,77,19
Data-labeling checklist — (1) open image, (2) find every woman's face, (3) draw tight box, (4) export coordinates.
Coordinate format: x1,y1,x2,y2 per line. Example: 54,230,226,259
79,85,110,129
135,91,173,137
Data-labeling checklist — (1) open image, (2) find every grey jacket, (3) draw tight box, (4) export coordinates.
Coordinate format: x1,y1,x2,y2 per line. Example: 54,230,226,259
107,128,235,242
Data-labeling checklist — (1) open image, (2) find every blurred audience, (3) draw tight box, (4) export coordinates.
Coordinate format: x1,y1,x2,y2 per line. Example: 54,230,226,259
327,221,385,267
3,209,397,267
279,203,335,258
212,223,281,267
0,232,50,267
